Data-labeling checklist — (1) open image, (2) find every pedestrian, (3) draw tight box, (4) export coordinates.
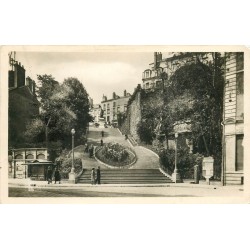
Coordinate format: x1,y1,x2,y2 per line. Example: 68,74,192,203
96,166,101,185
91,168,96,185
101,130,104,137
47,166,53,184
85,144,89,153
89,144,94,158
100,139,103,146
54,168,61,184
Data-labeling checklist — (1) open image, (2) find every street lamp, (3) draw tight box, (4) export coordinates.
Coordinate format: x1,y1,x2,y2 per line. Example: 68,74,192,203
172,132,181,183
71,128,75,172
69,128,76,184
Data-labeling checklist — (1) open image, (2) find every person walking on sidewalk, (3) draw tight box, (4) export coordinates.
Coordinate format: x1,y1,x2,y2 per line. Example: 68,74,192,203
91,168,96,185
47,166,53,184
96,166,101,185
54,168,61,184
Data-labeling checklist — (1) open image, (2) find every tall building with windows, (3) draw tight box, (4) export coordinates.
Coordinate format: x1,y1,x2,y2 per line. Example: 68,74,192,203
222,52,244,185
142,52,213,90
101,90,131,124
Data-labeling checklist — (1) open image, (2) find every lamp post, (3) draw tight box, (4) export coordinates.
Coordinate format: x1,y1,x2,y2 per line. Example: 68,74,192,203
172,132,181,183
68,128,76,184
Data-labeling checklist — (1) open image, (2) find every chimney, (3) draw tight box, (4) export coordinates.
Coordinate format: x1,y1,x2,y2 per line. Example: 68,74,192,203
113,92,116,99
124,90,127,96
8,70,15,88
26,77,31,91
102,95,106,102
15,61,26,87
157,52,162,62
32,80,36,95
154,52,157,69
154,52,162,69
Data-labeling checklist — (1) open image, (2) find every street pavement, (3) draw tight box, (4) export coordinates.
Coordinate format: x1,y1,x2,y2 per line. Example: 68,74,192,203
8,185,244,198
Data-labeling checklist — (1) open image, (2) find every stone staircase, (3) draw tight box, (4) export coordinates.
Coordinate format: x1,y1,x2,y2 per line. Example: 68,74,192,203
77,168,173,184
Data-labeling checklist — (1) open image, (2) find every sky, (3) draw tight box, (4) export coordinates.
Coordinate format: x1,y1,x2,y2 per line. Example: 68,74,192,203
13,51,165,104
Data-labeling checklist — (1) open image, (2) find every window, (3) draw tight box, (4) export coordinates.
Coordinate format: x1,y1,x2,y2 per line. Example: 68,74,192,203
236,52,244,71
104,104,106,109
236,135,244,171
107,104,110,109
113,102,116,107
236,72,244,119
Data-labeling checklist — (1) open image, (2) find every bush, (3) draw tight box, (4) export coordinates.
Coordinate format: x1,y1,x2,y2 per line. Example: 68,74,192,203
55,156,82,179
137,121,154,144
159,148,203,179
102,143,129,162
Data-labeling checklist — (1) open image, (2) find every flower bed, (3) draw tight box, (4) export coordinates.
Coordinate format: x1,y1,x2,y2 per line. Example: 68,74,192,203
95,142,136,167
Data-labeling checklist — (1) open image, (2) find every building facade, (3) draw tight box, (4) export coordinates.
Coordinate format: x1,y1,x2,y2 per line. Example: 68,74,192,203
89,104,102,123
223,52,244,185
101,90,131,124
8,58,40,147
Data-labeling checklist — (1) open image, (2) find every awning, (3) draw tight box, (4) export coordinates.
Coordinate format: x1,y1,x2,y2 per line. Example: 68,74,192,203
22,160,54,165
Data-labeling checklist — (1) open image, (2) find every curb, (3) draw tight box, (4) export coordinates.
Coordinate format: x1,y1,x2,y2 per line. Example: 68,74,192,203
8,182,235,190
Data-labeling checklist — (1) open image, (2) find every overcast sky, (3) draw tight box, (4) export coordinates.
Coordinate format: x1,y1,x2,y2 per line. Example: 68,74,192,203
14,51,167,104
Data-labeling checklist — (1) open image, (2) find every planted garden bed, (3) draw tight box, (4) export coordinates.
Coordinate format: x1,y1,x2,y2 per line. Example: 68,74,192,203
95,142,136,168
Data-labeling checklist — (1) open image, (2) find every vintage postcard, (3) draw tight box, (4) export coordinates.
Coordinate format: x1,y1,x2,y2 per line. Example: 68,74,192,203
0,45,249,204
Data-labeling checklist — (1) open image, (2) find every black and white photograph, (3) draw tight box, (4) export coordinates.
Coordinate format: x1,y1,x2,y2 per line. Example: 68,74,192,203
1,46,248,201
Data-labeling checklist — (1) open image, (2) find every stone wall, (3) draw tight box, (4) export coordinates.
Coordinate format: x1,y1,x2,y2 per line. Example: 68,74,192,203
128,91,141,142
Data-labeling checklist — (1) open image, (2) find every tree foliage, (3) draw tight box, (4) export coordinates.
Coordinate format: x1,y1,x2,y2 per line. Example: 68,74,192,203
135,53,224,178
167,54,224,159
25,75,92,157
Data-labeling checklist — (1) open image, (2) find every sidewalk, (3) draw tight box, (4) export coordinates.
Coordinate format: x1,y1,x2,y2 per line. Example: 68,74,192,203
8,177,243,191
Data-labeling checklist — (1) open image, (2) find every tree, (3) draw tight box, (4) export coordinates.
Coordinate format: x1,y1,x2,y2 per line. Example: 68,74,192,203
137,119,155,144
62,77,92,138
26,75,91,159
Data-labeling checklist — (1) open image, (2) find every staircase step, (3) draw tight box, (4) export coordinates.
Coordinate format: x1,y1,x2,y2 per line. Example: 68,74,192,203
77,168,173,184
